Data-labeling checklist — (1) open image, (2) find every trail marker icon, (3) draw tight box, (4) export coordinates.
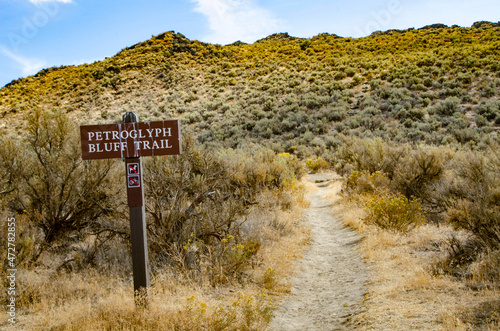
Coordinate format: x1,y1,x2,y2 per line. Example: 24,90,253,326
128,163,140,175
128,175,140,188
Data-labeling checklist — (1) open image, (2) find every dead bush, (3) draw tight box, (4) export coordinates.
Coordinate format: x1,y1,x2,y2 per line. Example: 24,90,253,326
460,299,500,329
391,147,447,200
471,249,500,283
334,136,408,177
144,137,303,283
431,235,482,279
343,170,391,196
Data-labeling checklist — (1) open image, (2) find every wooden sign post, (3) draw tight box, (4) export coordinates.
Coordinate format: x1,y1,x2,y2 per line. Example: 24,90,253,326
80,112,181,304
122,112,149,302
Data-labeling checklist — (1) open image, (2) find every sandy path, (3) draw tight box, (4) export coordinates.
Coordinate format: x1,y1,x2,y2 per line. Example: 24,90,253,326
268,173,368,331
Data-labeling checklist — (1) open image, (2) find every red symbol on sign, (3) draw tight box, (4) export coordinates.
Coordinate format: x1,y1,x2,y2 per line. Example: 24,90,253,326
128,163,139,175
128,175,140,188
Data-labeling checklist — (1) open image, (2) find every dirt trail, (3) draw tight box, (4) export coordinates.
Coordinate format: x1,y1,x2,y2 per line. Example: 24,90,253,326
269,173,368,331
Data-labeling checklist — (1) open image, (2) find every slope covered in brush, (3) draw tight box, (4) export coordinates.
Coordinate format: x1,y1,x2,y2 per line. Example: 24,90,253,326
1,22,499,155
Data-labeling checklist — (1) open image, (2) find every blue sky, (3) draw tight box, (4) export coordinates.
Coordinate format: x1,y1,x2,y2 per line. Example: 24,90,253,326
0,0,499,87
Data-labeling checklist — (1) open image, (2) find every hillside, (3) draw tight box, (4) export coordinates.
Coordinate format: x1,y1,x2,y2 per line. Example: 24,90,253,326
1,22,500,330
1,22,499,155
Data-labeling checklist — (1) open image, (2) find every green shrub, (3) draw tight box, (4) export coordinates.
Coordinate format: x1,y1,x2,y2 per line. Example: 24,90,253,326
477,99,500,121
430,97,461,116
443,149,500,250
475,114,489,127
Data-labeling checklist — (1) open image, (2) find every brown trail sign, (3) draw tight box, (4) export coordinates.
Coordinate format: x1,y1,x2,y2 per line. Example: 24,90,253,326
80,119,181,160
80,112,181,305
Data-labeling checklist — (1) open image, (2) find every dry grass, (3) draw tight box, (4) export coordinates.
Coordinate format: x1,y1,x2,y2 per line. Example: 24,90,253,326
335,198,500,330
245,185,311,293
0,186,310,330
12,275,274,330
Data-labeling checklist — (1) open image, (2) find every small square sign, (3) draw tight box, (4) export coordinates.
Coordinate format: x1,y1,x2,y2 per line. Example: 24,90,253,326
128,163,140,175
128,175,140,188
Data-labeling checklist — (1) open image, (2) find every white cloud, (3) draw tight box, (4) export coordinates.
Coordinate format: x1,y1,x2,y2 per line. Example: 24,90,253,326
191,0,286,44
0,46,46,76
28,0,73,5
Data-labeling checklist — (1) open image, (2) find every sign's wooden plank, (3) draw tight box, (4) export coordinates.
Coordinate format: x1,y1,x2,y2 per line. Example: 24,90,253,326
80,120,181,160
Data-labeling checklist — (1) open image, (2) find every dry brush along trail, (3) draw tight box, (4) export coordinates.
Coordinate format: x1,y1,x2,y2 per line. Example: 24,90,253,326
269,173,368,330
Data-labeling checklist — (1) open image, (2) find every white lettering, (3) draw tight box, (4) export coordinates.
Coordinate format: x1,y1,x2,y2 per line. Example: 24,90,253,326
134,141,141,150
114,142,121,151
142,141,151,149
163,127,172,137
152,141,160,149
104,143,112,152
146,128,154,137
89,144,96,153
112,131,119,140
88,132,95,141
163,139,173,148
139,130,146,138
120,131,129,139
103,131,112,140
95,132,103,140
129,130,137,139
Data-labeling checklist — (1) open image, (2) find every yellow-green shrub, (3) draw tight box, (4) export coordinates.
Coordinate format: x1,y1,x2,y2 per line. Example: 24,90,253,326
305,156,328,173
276,152,304,190
364,194,425,233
